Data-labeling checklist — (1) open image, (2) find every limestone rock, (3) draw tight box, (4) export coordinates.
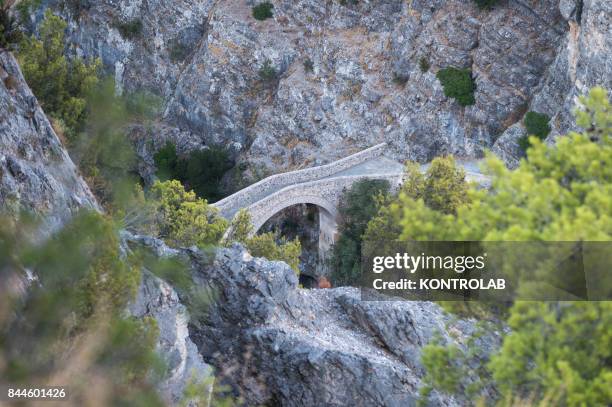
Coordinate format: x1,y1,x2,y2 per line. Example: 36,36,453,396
123,232,213,405
494,0,612,166
41,0,574,177
187,244,501,406
129,270,212,405
491,122,525,169
0,50,98,233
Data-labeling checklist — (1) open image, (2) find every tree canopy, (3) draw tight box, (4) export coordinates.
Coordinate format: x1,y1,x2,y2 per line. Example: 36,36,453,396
330,179,390,286
18,10,100,137
408,87,612,406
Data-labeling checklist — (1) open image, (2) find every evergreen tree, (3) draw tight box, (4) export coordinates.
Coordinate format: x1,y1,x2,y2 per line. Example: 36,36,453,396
410,88,612,406
151,180,228,248
18,10,100,137
223,209,302,275
330,179,390,285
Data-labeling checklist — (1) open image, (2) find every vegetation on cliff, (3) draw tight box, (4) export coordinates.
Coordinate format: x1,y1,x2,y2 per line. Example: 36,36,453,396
329,179,390,286
252,2,273,21
519,111,551,152
18,10,100,138
406,88,612,406
436,67,476,106
225,209,302,274
154,141,233,203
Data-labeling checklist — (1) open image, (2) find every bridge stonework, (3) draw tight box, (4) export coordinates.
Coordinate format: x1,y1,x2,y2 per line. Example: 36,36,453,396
212,143,402,261
213,143,391,221
213,143,488,269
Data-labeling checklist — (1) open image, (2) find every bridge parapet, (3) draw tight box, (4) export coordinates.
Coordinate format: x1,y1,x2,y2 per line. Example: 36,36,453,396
213,143,388,220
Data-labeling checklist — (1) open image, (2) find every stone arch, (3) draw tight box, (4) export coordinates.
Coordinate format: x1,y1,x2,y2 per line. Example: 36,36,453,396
250,195,339,264
252,195,338,233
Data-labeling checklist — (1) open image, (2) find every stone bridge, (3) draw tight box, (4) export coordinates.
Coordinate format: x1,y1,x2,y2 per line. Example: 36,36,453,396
213,143,488,258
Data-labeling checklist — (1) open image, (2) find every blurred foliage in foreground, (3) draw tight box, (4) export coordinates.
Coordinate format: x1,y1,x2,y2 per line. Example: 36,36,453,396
0,211,164,405
74,78,161,210
0,209,239,406
396,88,611,406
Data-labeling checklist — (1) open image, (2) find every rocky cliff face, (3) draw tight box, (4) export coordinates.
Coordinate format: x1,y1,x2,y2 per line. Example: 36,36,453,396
124,233,213,406
0,50,98,232
0,49,210,404
37,0,609,179
493,0,612,167
143,242,500,406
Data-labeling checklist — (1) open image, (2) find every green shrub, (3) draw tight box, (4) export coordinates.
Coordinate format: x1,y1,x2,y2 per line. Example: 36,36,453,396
258,59,277,82
154,141,179,182
182,147,233,202
115,18,143,40
169,38,191,62
330,179,390,285
153,143,232,202
419,56,430,73
18,10,100,137
252,2,273,21
473,0,499,10
223,209,302,274
436,67,476,106
245,232,301,274
518,111,551,153
224,208,253,245
154,142,233,203
151,180,228,248
524,111,551,138
402,156,469,215
421,343,462,394
418,328,493,405
364,156,469,246
303,58,314,73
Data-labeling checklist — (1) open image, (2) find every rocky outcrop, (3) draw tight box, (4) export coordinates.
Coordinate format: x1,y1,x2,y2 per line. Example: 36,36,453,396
0,50,98,233
129,270,213,405
38,0,580,178
493,0,612,167
117,235,502,406
534,0,611,138
0,51,209,403
185,244,501,406
122,232,214,406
